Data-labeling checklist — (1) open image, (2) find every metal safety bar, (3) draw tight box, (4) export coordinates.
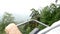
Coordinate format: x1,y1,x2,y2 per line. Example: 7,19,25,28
17,19,49,27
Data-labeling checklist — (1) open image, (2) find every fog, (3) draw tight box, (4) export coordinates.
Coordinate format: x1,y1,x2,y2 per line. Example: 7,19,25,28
0,0,55,22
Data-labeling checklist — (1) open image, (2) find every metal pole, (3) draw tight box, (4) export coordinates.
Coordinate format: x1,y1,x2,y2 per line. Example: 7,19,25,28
17,19,49,27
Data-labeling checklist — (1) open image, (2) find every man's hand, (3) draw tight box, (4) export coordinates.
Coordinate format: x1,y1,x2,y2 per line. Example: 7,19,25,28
5,23,22,34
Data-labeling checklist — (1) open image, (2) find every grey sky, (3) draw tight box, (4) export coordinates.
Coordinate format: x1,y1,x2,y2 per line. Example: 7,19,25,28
0,0,56,22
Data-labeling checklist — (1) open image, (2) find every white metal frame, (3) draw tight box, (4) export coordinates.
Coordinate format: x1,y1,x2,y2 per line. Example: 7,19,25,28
17,19,49,27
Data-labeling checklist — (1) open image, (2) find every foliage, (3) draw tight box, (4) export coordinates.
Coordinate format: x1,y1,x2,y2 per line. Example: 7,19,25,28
29,8,40,29
0,2,60,34
21,8,41,34
40,3,60,26
0,12,15,34
2,12,15,24
30,8,40,21
22,3,60,34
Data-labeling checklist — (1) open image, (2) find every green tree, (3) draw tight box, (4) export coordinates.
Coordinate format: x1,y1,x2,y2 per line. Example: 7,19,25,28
0,12,15,34
22,8,41,34
30,8,40,21
2,12,15,24
40,3,60,26
30,8,40,29
23,3,60,34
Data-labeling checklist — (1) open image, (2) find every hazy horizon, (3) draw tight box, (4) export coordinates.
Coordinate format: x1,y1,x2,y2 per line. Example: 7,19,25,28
0,0,57,22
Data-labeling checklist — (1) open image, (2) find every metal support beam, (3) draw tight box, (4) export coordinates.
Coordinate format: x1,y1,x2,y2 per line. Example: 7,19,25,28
17,19,49,27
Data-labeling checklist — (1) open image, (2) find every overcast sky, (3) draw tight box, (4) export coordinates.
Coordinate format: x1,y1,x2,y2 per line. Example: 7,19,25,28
0,0,55,14
0,0,57,22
